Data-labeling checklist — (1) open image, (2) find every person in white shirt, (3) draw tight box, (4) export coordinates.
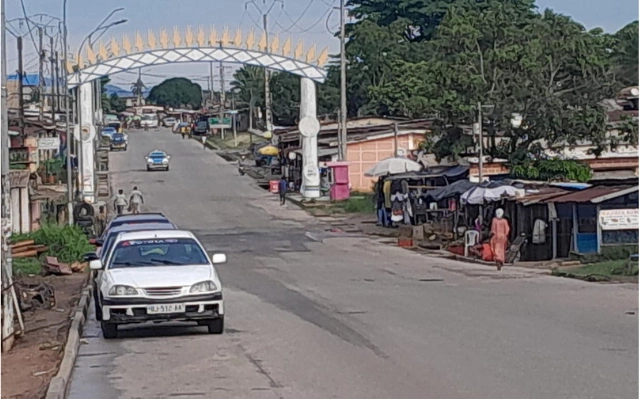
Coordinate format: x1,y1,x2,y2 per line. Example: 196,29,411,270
129,186,144,214
113,189,128,215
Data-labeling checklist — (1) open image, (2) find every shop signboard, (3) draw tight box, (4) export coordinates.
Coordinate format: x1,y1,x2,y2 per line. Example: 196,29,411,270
9,147,30,167
209,117,231,125
598,208,639,231
38,137,60,150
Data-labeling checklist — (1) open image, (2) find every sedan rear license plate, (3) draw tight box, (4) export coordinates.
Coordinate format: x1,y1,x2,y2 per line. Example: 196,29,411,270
147,304,184,314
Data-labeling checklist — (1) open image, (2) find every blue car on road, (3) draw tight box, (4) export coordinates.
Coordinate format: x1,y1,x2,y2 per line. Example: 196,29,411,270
145,150,171,171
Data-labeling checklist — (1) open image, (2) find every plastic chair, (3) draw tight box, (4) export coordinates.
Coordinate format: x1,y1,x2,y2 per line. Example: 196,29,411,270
464,230,480,258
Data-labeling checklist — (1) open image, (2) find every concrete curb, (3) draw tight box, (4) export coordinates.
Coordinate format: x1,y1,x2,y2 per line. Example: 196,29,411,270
45,280,93,399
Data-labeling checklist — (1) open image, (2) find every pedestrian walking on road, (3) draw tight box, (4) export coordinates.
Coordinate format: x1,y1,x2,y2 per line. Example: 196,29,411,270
278,176,288,206
201,135,207,149
490,208,510,271
113,189,128,215
129,186,144,214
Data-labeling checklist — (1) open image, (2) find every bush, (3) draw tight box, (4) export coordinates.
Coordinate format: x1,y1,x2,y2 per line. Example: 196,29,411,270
13,224,94,264
572,244,639,264
12,258,42,276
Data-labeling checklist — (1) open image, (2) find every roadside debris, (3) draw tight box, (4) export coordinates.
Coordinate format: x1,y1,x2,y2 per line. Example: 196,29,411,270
16,282,56,312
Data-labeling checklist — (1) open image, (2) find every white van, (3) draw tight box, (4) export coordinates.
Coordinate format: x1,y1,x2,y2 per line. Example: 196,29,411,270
140,114,159,128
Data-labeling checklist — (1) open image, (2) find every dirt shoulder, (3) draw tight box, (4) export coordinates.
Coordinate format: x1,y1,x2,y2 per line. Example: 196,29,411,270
1,272,88,399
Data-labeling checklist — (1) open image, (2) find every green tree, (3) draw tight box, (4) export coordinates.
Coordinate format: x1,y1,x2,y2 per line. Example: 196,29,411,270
108,93,127,113
99,76,112,111
147,77,202,109
231,66,301,126
610,21,639,86
130,76,146,105
369,3,619,165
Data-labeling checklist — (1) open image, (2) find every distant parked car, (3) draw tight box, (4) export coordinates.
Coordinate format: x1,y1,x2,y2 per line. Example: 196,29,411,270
110,133,128,151
101,127,117,139
163,117,177,127
192,120,209,136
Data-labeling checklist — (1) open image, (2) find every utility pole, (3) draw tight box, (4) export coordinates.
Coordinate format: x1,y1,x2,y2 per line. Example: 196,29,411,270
17,37,25,135
54,52,60,112
38,27,45,121
263,13,273,133
477,101,484,183
1,0,16,352
63,0,74,225
218,42,226,139
339,0,348,161
209,62,214,108
136,68,142,107
49,37,56,120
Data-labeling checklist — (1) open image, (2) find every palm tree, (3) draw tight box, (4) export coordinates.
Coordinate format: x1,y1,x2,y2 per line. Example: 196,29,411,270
231,66,266,129
131,76,146,106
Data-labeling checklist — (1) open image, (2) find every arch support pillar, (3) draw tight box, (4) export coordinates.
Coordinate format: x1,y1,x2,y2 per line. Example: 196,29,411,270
298,77,320,199
78,82,96,203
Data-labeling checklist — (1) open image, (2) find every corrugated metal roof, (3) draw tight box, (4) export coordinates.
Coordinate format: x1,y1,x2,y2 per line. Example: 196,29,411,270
518,189,571,205
546,185,637,203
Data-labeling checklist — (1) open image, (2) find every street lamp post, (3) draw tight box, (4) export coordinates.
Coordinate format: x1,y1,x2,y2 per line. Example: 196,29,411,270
74,14,126,201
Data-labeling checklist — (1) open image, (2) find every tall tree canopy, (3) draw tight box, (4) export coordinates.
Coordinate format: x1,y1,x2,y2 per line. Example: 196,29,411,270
147,77,202,109
228,0,637,173
231,67,301,126
610,21,639,86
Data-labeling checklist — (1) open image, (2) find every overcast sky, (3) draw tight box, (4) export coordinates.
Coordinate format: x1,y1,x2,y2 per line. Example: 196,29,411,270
4,0,638,89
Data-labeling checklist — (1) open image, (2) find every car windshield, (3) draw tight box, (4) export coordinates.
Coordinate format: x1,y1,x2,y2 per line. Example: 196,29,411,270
102,226,175,261
110,238,209,268
197,122,207,128
150,152,166,157
113,134,125,139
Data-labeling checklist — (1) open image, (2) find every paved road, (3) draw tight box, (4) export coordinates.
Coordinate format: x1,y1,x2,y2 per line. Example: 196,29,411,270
69,128,638,399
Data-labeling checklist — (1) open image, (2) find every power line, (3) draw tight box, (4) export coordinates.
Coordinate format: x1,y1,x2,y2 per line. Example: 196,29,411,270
18,0,39,53
277,0,314,32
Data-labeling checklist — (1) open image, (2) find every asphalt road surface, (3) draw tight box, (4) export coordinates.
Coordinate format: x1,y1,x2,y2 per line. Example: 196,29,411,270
68,127,638,399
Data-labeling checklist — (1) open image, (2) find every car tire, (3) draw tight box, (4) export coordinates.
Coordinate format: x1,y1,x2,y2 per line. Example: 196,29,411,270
207,317,224,334
165,166,170,171
93,289,103,321
146,165,151,171
101,321,118,339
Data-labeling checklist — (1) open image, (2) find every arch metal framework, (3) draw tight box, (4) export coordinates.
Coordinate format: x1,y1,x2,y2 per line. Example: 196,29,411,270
66,25,329,87
69,25,328,202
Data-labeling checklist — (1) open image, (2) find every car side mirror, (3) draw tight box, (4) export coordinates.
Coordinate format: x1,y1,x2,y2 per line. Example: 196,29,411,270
83,252,99,262
89,260,104,270
211,254,227,264
167,156,171,160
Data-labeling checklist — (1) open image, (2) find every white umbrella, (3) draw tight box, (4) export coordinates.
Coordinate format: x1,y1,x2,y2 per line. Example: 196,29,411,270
364,157,422,177
460,185,525,205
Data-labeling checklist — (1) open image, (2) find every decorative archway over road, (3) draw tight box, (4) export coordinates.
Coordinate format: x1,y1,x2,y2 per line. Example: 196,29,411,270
69,26,328,202
66,26,329,86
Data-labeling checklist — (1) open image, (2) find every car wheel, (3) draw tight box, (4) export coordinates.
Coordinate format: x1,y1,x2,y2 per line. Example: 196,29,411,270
165,166,170,171
207,317,224,334
93,289,102,321
101,321,118,339
146,165,151,171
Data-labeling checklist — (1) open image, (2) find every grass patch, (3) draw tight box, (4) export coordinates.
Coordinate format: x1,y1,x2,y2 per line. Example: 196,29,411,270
13,258,42,276
552,259,638,282
331,194,375,214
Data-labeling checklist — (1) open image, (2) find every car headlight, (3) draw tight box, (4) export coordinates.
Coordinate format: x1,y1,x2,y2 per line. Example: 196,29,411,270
162,158,169,164
189,280,217,293
108,285,138,296
147,159,154,164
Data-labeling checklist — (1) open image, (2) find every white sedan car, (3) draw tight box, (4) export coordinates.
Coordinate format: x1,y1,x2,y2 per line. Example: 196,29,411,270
90,230,226,339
